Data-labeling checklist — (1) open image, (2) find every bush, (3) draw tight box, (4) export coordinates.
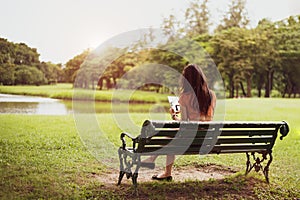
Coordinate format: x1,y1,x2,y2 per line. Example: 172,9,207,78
14,65,46,85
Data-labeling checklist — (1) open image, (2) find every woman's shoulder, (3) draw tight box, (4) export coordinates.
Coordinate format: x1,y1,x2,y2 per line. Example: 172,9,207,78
180,91,194,96
209,90,217,106
179,92,193,104
209,90,216,98
179,91,194,99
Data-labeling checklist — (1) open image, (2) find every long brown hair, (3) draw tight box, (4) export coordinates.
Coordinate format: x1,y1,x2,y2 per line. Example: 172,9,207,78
180,64,211,115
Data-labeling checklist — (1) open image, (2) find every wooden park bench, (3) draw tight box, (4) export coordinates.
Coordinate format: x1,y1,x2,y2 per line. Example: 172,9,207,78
117,120,289,190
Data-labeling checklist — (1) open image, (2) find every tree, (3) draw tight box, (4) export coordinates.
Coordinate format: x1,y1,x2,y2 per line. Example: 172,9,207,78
161,0,212,40
75,46,128,89
216,0,249,32
13,43,40,65
14,65,45,85
253,19,280,97
274,15,300,97
185,0,211,37
38,62,63,84
64,49,90,83
0,38,15,64
211,28,247,98
161,14,182,41
0,37,49,85
0,64,15,85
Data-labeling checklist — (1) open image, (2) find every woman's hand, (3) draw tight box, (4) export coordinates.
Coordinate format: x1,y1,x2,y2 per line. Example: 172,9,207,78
170,108,180,120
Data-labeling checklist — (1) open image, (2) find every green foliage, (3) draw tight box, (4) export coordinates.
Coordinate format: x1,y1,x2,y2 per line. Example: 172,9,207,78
216,0,249,32
14,65,46,85
38,62,64,84
157,1,300,98
64,2,299,98
64,49,90,83
0,38,39,65
273,16,300,97
0,64,15,85
1,1,300,98
0,37,63,86
184,0,211,36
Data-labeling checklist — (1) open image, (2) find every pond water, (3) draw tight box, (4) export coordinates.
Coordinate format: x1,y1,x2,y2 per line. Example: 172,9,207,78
0,94,169,115
0,94,72,115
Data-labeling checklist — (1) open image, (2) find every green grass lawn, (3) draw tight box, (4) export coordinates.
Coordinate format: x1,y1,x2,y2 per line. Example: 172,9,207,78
0,98,299,199
223,98,300,197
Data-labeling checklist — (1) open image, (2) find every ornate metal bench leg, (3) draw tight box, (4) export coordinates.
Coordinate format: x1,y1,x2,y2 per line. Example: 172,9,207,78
132,155,141,195
263,152,273,183
245,152,251,175
245,151,273,183
118,171,125,185
132,173,138,195
117,148,125,185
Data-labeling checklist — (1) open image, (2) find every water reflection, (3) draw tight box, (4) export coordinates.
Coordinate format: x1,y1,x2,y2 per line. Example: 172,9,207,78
0,94,70,115
0,94,169,115
0,102,38,114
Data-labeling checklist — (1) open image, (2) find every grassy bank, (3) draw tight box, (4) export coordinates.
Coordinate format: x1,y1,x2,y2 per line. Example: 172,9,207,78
0,98,299,199
0,115,104,199
0,84,169,103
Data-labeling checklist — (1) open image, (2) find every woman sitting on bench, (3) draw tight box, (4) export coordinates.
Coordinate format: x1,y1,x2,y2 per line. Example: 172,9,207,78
145,64,216,181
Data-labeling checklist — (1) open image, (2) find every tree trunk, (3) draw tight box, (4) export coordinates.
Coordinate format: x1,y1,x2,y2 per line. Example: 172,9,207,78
270,70,274,91
98,78,103,90
264,70,271,98
106,78,112,89
91,80,95,90
258,88,261,97
265,68,275,98
282,84,287,98
240,82,246,97
246,76,252,97
112,77,117,89
229,74,234,98
292,85,296,98
257,74,263,98
235,83,239,98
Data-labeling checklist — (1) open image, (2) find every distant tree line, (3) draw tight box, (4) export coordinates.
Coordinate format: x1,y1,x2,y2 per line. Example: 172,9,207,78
67,0,300,98
1,0,299,98
0,38,64,85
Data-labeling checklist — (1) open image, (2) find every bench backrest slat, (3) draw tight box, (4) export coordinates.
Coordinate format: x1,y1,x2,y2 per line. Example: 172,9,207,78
219,129,276,136
136,120,287,155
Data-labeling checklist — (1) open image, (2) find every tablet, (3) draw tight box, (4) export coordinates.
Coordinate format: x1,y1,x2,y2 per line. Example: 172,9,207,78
167,96,180,113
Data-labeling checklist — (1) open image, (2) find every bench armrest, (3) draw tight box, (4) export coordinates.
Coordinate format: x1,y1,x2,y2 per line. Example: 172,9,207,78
279,121,289,140
120,132,138,150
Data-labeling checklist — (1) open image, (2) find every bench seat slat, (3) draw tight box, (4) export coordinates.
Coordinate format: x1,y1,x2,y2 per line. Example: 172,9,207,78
209,149,268,154
137,144,270,155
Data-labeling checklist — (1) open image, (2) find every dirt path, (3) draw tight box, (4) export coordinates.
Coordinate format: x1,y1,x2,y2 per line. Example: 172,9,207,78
91,164,238,185
88,165,270,199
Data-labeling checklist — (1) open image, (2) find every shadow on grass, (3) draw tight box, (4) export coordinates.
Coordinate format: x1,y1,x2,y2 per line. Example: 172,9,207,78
87,173,282,200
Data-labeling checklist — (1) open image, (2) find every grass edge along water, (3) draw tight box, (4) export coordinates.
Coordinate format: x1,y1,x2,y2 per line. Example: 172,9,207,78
0,84,169,103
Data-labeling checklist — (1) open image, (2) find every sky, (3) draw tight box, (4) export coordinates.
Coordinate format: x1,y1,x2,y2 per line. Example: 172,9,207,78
0,0,299,64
